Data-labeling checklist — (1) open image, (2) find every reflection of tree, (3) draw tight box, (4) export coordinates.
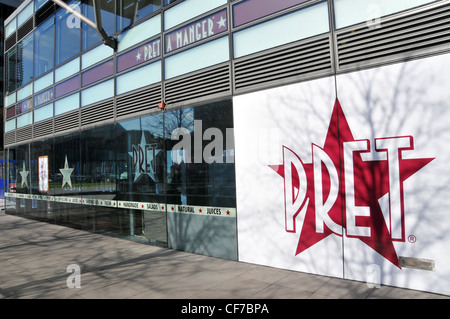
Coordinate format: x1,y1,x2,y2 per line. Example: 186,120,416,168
145,108,194,139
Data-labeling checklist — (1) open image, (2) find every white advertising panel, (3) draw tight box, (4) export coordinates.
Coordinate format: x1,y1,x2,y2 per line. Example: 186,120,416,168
336,53,450,295
233,76,343,278
234,53,450,295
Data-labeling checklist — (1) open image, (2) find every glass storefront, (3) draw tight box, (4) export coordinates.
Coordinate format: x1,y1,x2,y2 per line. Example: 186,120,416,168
5,99,237,259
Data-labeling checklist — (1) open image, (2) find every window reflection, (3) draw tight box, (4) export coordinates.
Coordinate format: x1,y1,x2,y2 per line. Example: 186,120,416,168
56,0,81,66
165,100,236,207
82,0,116,50
34,16,54,78
6,47,17,93
81,125,116,195
17,33,34,88
54,133,81,195
116,114,165,203
5,99,236,252
30,138,53,195
117,0,161,31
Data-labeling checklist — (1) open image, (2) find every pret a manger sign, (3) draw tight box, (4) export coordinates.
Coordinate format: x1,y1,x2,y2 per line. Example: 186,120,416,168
269,100,434,268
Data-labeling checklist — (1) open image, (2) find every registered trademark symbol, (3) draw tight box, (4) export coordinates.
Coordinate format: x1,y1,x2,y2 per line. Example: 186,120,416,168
408,235,417,243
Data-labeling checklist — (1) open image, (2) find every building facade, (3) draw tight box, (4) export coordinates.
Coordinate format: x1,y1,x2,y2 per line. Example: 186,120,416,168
3,0,450,295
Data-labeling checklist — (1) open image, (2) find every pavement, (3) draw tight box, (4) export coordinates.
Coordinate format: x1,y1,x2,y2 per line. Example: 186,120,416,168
0,208,449,303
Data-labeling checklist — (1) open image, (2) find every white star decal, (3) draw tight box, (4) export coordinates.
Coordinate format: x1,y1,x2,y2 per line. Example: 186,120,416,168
19,162,29,187
217,16,226,29
136,51,141,61
60,155,74,188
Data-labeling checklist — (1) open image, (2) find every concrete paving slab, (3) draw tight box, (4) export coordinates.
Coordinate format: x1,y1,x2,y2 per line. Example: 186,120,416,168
0,212,448,302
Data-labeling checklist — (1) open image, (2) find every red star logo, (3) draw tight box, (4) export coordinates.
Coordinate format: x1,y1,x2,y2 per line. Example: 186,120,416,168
270,99,434,268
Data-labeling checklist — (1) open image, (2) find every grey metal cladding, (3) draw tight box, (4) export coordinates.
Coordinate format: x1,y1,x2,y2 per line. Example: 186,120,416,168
336,1,450,71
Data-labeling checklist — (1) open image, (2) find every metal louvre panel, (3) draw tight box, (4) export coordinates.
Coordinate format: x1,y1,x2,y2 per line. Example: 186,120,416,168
4,132,16,146
233,35,333,93
5,34,16,51
54,110,80,133
33,119,54,139
17,17,34,41
116,84,162,119
16,126,32,143
336,2,450,71
81,99,114,127
164,64,231,106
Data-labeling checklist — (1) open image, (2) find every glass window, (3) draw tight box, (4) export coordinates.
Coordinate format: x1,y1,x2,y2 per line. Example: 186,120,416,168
82,0,115,50
80,125,116,195
80,125,124,237
35,0,50,11
30,138,53,197
233,1,329,58
15,144,30,195
116,113,166,245
34,72,54,93
6,47,17,93
81,44,114,69
54,133,81,194
55,57,80,82
17,112,33,128
34,103,54,122
164,36,229,79
81,79,114,106
5,92,16,107
164,0,226,30
117,14,161,52
17,84,32,102
333,0,437,29
116,61,161,95
5,18,17,38
52,133,83,227
165,100,237,259
165,100,235,207
163,0,179,5
117,0,161,32
55,92,80,115
18,2,34,27
5,119,16,132
34,17,55,78
56,0,81,66
17,34,34,88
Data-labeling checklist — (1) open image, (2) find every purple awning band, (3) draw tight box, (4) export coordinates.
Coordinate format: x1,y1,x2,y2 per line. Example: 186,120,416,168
16,99,32,115
82,60,114,87
164,9,228,53
6,106,15,119
55,75,79,98
233,0,310,27
117,38,161,73
34,88,54,107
